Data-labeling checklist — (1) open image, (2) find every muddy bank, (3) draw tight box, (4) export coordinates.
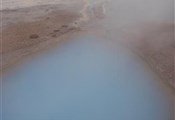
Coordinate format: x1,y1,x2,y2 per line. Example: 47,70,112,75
1,0,174,89
127,23,174,88
0,4,83,71
0,0,107,72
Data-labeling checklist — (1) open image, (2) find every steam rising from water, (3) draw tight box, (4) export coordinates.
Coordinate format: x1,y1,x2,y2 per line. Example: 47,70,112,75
2,0,173,26
2,0,108,10
1,0,174,119
3,37,173,120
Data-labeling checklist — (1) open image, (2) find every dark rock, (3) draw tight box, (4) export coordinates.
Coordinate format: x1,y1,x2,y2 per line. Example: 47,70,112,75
53,29,60,32
52,34,57,37
29,34,39,39
46,17,50,20
62,25,68,28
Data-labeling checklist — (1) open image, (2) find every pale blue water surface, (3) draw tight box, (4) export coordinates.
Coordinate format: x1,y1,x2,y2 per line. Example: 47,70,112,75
3,37,173,120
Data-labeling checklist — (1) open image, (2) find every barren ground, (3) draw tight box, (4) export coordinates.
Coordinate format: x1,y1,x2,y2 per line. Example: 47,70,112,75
1,2,174,89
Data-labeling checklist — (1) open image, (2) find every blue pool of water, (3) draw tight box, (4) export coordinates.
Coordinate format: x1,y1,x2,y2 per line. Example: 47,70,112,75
3,36,173,120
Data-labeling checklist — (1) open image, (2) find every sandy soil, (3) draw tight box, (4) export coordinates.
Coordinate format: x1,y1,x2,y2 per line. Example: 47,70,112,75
123,23,174,89
0,4,83,71
0,2,174,89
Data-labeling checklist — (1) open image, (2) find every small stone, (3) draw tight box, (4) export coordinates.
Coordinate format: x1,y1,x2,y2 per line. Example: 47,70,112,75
29,34,39,39
52,34,57,37
46,17,50,20
53,29,60,32
62,25,68,28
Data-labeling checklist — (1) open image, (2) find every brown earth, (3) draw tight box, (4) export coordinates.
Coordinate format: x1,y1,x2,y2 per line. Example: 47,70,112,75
121,23,174,89
0,4,82,71
0,4,174,89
